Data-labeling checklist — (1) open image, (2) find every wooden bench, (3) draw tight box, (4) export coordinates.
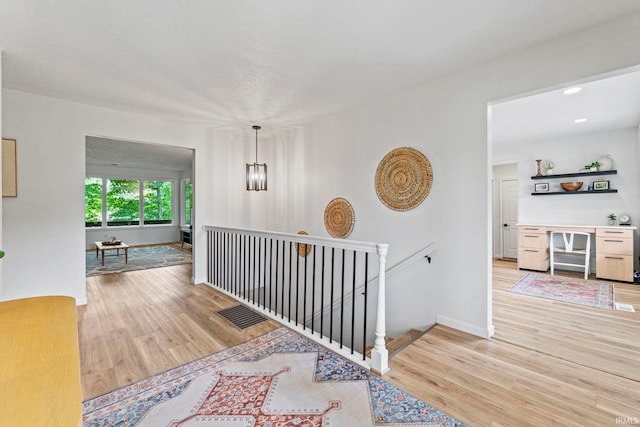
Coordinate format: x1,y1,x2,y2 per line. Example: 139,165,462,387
0,296,82,426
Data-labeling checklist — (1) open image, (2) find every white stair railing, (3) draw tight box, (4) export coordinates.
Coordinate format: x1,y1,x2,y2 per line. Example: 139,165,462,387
204,225,390,374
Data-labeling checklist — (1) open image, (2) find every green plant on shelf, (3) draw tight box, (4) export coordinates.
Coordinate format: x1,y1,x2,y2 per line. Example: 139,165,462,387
584,161,602,171
608,213,617,222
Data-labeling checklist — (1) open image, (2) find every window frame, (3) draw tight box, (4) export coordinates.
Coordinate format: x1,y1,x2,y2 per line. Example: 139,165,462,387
85,175,177,230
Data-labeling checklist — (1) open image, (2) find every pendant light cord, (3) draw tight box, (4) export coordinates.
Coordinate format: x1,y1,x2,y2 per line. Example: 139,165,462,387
253,125,261,163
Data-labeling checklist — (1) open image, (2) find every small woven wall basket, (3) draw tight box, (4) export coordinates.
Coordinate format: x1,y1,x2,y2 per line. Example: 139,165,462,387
324,198,355,239
375,147,433,211
295,231,312,257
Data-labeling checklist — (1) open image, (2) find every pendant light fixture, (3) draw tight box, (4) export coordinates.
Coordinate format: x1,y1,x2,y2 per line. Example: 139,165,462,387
246,125,267,191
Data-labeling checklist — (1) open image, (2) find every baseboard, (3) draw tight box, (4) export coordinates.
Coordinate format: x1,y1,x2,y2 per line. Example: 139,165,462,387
436,315,494,339
193,275,208,285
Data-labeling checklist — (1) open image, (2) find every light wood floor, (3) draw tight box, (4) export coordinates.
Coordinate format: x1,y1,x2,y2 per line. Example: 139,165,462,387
78,263,279,399
78,259,640,426
386,259,640,427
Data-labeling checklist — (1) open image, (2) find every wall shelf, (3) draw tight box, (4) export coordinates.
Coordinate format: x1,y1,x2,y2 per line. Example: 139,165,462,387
531,189,618,196
531,170,617,180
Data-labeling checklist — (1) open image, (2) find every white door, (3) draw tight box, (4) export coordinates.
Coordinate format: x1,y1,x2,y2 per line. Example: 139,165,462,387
501,179,519,259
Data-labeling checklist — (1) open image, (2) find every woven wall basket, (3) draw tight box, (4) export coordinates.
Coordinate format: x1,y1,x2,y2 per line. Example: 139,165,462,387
295,231,312,257
324,198,355,239
375,147,433,211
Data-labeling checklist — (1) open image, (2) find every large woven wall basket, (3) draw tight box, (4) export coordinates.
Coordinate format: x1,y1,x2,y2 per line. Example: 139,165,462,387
375,147,433,211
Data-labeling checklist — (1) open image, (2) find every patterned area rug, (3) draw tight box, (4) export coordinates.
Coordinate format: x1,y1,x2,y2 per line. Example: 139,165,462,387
509,273,614,310
83,328,465,426
86,245,191,277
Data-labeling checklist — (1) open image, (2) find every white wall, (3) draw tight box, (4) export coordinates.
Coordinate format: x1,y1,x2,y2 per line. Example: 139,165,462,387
494,128,640,228
1,90,209,303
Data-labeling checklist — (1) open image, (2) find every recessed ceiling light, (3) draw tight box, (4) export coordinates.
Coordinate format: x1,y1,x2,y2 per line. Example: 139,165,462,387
574,118,588,123
563,87,582,95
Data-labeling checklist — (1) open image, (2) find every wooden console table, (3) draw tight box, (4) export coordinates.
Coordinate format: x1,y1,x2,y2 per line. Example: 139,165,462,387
517,224,637,282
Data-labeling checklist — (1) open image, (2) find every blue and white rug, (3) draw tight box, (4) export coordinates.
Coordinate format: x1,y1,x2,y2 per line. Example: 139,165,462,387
83,327,465,426
86,245,191,277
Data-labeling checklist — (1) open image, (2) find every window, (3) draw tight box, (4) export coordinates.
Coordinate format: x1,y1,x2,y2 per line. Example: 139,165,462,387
143,180,173,225
86,177,176,228
184,179,193,225
107,179,140,226
85,177,103,228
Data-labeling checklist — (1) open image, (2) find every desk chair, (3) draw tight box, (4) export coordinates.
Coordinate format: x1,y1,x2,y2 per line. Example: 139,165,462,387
549,231,591,280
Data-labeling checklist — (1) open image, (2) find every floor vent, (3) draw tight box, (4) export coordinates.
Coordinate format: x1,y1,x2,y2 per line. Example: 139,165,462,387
615,303,636,312
217,305,267,329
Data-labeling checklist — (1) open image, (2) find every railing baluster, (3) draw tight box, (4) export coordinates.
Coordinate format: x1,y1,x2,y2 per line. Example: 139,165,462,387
288,241,293,323
280,240,285,319
263,237,268,309
272,239,277,313
330,247,335,344
295,240,300,326
363,252,369,360
231,234,236,295
269,239,273,313
311,244,316,334
303,241,308,330
351,250,357,354
340,248,345,349
320,245,325,338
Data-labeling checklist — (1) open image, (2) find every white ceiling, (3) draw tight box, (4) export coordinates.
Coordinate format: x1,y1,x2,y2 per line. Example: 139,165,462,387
86,137,193,172
2,0,640,129
492,69,640,144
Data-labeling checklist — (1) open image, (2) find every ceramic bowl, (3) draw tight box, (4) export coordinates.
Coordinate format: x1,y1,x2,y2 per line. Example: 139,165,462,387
560,181,583,192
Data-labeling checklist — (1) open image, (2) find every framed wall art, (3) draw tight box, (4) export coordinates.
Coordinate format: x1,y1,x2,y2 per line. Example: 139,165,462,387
2,138,17,197
534,182,549,192
592,180,610,191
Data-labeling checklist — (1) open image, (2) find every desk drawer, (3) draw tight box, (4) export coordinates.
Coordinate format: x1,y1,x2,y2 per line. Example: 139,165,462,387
596,236,633,255
596,254,633,282
596,228,634,239
518,248,549,271
518,232,548,249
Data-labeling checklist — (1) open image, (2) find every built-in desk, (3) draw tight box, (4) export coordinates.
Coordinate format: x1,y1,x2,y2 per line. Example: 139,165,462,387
517,224,637,282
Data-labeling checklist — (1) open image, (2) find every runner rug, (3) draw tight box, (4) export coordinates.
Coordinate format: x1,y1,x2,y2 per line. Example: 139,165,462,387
508,273,614,310
83,327,465,426
86,245,191,277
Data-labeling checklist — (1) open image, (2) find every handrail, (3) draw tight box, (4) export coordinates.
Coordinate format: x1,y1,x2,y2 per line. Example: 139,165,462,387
204,226,382,254
305,242,437,326
203,225,390,374
373,241,437,284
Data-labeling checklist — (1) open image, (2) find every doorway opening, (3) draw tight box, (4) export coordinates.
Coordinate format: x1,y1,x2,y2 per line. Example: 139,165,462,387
84,136,195,277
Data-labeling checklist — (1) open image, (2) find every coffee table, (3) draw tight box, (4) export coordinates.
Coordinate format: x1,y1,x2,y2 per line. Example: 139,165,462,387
95,241,130,266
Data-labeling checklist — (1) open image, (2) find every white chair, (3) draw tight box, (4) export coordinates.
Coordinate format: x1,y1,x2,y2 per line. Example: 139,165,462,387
549,231,591,280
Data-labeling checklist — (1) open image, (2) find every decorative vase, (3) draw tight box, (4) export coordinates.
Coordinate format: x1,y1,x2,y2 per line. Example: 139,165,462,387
535,159,543,177
599,155,614,171
546,168,554,175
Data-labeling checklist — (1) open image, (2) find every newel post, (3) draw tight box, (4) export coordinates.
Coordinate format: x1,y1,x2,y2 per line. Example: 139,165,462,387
371,243,389,375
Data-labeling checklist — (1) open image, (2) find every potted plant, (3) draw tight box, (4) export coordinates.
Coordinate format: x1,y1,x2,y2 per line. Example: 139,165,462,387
607,213,617,225
584,161,602,172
